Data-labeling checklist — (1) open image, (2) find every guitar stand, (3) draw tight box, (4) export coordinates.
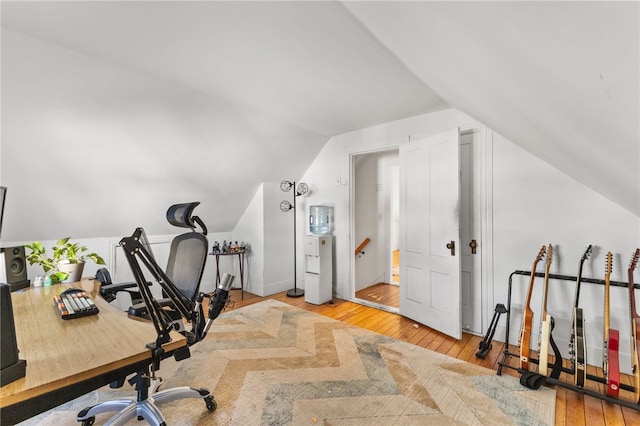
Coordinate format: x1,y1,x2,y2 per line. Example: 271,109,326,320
497,270,640,412
517,320,564,390
476,303,507,359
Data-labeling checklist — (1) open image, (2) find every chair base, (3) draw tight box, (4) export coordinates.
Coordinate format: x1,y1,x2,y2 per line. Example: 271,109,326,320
77,386,216,426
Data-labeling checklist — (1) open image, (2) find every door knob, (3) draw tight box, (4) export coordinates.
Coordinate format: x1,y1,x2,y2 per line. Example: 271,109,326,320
469,240,478,255
446,241,455,256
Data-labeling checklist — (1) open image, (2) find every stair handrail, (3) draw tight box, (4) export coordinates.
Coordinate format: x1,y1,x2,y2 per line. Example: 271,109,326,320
355,237,370,256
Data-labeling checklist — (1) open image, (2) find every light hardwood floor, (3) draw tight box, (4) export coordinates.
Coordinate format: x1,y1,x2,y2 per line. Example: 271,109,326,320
355,282,399,308
224,288,640,425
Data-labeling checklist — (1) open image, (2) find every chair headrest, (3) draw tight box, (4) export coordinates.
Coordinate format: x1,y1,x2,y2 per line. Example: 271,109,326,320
166,202,207,235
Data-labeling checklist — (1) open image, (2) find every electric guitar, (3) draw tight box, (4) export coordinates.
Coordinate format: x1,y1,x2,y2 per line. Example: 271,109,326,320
519,245,546,371
538,244,553,376
628,248,640,403
569,244,592,388
603,251,620,398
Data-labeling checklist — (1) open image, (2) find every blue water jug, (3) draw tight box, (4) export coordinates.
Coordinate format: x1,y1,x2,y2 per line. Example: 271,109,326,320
309,205,333,235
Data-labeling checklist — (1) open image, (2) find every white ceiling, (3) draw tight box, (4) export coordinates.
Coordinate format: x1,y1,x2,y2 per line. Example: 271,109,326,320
344,1,639,217
1,1,446,137
1,1,638,239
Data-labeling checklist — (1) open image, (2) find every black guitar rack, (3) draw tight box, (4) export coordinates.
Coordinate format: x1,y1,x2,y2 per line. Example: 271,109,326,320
497,269,640,411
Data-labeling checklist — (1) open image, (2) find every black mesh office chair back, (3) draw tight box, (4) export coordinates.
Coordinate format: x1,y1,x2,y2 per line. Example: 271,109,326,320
165,232,207,302
99,202,209,314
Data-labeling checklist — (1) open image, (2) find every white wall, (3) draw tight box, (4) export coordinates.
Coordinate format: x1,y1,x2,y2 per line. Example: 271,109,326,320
301,107,640,372
491,131,640,372
232,183,265,296
354,153,381,290
262,182,297,296
353,150,398,291
231,182,294,297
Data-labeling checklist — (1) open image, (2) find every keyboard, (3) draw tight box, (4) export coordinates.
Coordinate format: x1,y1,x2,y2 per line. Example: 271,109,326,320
53,288,99,320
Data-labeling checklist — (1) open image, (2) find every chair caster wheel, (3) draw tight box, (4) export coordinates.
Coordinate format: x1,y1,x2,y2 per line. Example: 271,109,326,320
205,396,217,412
80,417,95,426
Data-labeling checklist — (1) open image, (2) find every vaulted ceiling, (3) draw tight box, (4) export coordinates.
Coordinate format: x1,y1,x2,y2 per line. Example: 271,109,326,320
1,1,637,240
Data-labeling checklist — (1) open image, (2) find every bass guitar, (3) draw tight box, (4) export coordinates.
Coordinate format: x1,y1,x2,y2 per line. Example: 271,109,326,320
538,244,553,376
519,245,546,371
628,248,640,403
603,251,620,398
569,244,592,388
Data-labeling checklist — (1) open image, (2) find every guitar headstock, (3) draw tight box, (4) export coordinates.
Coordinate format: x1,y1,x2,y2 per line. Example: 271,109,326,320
546,243,553,267
532,245,546,271
582,245,593,263
630,249,640,273
606,251,612,279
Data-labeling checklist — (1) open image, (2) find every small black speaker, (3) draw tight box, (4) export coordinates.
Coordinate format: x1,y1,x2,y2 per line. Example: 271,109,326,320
0,246,29,291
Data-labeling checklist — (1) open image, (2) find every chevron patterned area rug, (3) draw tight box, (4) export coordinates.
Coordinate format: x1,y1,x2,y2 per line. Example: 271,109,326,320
20,300,555,425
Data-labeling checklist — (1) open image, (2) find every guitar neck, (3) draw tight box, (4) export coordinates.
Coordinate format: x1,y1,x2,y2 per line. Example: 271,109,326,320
574,264,584,310
604,282,611,337
541,244,553,318
630,249,640,320
604,252,612,344
523,272,536,317
524,247,545,316
631,268,639,320
574,245,593,312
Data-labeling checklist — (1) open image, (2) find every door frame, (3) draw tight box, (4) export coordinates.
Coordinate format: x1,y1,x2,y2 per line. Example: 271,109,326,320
346,127,494,336
348,138,406,313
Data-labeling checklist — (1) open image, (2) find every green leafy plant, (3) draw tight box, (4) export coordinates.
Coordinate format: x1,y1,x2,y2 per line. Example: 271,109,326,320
25,237,105,282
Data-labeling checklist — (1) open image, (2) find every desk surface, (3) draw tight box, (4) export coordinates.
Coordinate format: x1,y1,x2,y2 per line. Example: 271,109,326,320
0,278,185,413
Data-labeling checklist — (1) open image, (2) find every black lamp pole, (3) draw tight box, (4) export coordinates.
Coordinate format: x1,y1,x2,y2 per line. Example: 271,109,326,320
280,180,308,298
289,184,302,297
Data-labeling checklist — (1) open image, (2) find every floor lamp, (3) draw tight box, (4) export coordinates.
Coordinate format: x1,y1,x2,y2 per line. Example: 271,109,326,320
280,180,308,297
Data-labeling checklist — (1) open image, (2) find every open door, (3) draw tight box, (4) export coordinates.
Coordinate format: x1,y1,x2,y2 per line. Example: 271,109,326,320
399,129,461,339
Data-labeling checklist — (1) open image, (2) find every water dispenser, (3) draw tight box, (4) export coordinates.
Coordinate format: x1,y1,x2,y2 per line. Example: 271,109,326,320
309,205,333,235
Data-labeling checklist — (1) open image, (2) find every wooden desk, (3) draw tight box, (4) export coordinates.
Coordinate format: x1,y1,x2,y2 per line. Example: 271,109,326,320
0,278,185,424
211,250,246,299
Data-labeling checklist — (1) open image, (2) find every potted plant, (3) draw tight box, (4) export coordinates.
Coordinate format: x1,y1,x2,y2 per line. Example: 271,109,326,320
25,237,106,284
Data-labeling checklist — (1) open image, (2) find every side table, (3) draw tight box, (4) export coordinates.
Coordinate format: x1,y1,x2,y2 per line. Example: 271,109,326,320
210,250,246,299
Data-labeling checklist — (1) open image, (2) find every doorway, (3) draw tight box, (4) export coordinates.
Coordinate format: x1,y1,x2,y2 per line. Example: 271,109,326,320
352,148,400,312
349,128,487,336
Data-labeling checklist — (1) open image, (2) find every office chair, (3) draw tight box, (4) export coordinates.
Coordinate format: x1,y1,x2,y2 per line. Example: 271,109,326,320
80,203,235,425
99,202,208,318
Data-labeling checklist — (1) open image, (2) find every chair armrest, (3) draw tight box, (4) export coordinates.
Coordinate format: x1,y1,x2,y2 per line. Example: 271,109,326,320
100,281,137,296
128,297,174,317
99,281,150,303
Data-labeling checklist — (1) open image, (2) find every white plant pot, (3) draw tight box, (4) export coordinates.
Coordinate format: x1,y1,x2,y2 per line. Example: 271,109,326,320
58,262,85,283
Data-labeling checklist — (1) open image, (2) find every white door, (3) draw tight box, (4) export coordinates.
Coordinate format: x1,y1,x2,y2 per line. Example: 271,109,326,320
399,129,461,339
460,130,482,334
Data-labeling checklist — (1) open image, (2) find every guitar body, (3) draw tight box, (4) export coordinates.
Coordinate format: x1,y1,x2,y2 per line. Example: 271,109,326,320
628,249,640,403
574,307,587,387
539,315,551,376
520,309,534,370
547,316,563,379
537,244,553,377
570,245,592,388
606,329,620,398
631,318,640,403
519,245,546,371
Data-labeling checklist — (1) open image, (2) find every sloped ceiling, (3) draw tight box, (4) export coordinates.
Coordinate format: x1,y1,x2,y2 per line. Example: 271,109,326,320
1,1,638,241
0,1,445,240
344,1,639,217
